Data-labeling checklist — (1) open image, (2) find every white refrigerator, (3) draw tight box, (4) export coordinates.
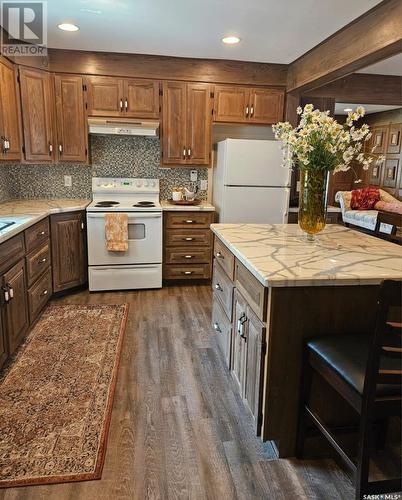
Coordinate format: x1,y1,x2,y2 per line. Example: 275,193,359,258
213,139,290,223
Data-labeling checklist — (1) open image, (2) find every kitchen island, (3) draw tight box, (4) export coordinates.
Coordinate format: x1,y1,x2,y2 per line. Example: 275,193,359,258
210,223,402,457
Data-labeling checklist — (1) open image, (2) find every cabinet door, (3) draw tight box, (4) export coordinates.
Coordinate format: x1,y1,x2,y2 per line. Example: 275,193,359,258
123,79,160,118
51,212,87,293
161,81,187,165
19,67,55,162
0,316,7,370
244,307,266,434
232,290,248,394
86,76,123,117
186,83,211,166
0,58,21,161
213,86,249,123
54,75,88,162
2,260,29,356
248,88,284,124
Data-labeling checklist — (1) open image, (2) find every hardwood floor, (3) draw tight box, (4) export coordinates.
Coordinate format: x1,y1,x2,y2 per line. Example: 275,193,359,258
0,285,357,499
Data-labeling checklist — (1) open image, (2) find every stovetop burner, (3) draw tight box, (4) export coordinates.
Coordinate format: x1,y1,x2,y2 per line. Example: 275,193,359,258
95,201,120,207
134,201,156,207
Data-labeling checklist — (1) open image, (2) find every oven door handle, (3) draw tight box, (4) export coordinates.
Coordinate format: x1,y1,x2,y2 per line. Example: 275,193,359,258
87,213,162,219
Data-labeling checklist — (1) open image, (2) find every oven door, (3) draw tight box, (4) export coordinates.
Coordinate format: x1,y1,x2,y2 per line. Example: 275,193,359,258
87,211,162,265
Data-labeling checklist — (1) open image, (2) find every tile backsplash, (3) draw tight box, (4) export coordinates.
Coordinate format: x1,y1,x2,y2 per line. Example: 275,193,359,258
0,135,208,201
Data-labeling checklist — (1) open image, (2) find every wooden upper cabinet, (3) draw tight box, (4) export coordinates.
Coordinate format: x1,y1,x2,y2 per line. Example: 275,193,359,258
19,67,55,162
85,76,160,118
162,81,187,165
248,88,284,124
213,85,284,124
186,83,211,165
123,79,159,118
0,58,21,161
214,86,249,123
54,75,87,162
86,76,123,117
162,81,212,167
50,211,87,293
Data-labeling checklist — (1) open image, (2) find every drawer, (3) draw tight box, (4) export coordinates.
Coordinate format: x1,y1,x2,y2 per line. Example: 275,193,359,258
212,295,232,368
163,263,211,280
25,218,50,253
0,233,25,274
212,260,234,319
28,267,52,324
165,211,214,229
214,236,235,280
26,241,51,286
235,259,267,322
165,229,212,247
165,247,211,264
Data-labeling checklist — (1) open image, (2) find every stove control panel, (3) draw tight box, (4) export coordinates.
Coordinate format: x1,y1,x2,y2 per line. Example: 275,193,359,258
92,178,159,193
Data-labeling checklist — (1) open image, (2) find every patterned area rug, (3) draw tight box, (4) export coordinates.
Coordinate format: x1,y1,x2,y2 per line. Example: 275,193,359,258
0,303,128,488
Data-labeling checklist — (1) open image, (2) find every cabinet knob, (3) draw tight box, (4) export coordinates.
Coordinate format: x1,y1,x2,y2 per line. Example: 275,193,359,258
185,220,194,224
184,237,194,241
38,230,45,237
216,251,224,259
41,289,48,297
38,257,47,264
213,322,221,333
183,271,193,275
184,255,193,259
215,283,223,291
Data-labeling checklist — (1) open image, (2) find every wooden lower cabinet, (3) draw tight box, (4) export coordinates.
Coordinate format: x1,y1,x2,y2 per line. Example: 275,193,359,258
0,314,7,370
211,295,232,368
2,259,29,356
163,210,214,281
51,211,87,293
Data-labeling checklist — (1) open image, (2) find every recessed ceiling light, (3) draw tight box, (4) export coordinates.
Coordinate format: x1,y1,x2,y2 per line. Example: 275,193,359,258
222,36,241,45
344,108,353,112
58,23,79,32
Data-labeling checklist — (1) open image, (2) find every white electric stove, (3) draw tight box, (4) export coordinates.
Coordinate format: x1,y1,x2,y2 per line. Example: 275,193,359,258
87,177,162,291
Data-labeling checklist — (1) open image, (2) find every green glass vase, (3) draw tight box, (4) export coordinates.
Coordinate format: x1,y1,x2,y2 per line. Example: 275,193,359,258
298,169,329,241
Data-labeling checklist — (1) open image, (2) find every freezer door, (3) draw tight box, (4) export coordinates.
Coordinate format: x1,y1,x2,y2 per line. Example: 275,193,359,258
223,139,289,187
220,186,289,223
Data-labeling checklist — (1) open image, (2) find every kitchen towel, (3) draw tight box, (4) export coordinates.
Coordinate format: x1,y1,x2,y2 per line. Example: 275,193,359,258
105,213,129,251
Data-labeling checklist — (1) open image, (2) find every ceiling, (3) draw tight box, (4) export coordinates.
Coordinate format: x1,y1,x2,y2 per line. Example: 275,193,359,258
46,0,382,64
335,103,402,115
357,53,402,76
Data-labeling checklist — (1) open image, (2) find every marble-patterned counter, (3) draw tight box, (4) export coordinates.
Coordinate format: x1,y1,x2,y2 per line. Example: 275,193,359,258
161,200,215,211
0,199,90,244
211,223,402,287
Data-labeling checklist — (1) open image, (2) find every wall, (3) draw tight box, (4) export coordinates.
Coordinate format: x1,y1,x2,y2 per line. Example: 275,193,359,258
0,135,208,201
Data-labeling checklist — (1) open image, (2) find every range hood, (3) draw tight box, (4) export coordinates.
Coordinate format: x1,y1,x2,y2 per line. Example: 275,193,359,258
88,117,159,137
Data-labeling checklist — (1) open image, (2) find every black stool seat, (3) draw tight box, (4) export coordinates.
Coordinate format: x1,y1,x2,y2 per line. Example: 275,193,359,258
308,333,401,397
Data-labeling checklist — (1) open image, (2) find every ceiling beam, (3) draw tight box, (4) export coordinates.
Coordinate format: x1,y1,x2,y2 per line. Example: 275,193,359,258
287,0,402,93
304,73,402,105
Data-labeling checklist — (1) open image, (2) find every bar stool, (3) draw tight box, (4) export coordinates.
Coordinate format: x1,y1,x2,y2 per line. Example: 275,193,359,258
296,280,402,499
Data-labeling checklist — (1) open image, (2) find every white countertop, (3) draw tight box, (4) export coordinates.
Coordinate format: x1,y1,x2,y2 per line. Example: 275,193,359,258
161,200,215,211
0,199,90,244
211,223,402,287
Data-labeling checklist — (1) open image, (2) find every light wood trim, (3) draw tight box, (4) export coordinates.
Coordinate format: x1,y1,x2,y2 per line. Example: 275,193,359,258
287,0,402,92
234,259,267,322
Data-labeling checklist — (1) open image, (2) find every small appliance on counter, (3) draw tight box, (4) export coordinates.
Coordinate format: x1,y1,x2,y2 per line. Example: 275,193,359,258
86,178,162,291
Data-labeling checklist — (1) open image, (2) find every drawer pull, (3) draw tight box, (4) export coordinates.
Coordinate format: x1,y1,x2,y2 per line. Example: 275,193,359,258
2,286,9,302
6,283,14,299
184,255,193,259
184,237,194,241
40,289,48,297
213,322,222,333
216,251,224,259
215,283,223,291
38,231,45,237
38,257,47,264
183,271,193,275
184,220,194,223
237,313,247,339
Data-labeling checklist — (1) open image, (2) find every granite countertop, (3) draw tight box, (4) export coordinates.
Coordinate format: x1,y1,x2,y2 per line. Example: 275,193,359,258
0,199,90,244
161,200,215,211
211,223,402,287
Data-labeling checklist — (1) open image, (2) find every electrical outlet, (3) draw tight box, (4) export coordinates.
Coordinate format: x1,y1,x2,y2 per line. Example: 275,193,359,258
190,170,198,182
200,179,208,191
64,175,72,187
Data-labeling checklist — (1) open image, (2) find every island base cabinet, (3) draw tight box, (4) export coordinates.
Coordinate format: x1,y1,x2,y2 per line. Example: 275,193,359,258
51,211,87,293
211,295,232,368
2,259,29,356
